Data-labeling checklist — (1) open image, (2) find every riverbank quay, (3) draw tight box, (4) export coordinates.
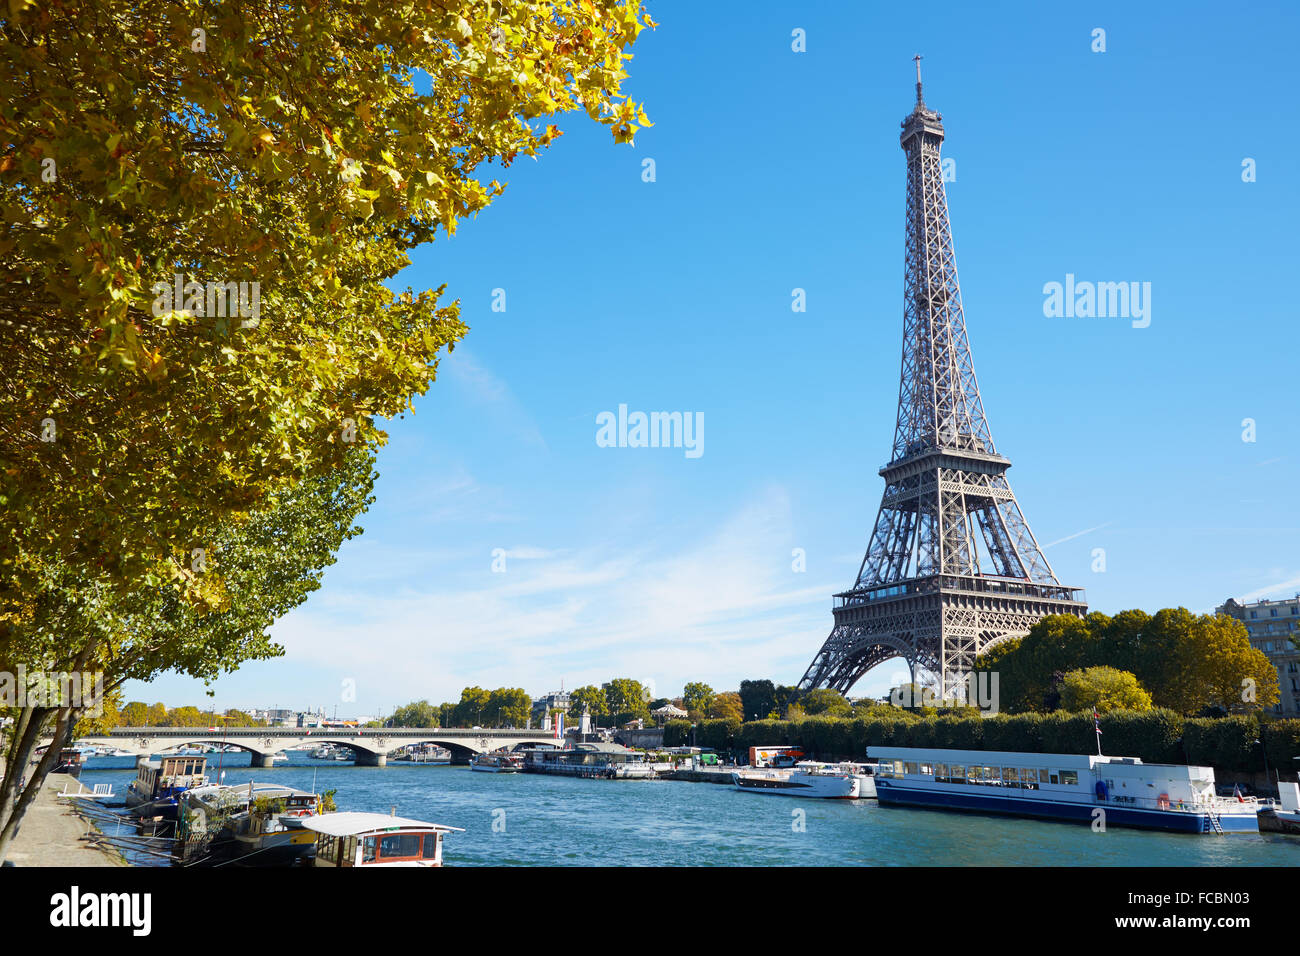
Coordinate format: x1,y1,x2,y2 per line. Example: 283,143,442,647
3,773,127,866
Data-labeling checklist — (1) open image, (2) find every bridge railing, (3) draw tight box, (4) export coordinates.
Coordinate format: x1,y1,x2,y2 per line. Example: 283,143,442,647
82,727,561,738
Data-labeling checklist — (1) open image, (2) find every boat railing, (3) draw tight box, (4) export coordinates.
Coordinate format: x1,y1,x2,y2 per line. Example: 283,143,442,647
1095,792,1256,814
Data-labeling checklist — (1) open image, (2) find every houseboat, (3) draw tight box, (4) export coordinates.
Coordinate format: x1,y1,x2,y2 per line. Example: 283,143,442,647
51,747,86,777
732,764,861,799
179,782,320,866
399,744,452,764
125,755,209,818
303,812,464,867
867,746,1260,834
523,742,656,779
470,751,524,773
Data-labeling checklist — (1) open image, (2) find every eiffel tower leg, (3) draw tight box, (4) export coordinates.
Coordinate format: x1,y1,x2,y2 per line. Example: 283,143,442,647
799,608,942,694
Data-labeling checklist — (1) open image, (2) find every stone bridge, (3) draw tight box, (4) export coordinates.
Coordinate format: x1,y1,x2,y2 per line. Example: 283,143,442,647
59,726,563,767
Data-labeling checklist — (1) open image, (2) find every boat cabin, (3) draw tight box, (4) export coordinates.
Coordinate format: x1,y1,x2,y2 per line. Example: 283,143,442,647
302,812,464,868
134,755,208,798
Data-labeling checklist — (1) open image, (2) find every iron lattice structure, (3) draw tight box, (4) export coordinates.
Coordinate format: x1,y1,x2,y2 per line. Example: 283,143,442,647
799,63,1086,697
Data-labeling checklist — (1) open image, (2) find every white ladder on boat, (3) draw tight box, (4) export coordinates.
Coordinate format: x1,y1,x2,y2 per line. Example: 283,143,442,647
1206,808,1224,834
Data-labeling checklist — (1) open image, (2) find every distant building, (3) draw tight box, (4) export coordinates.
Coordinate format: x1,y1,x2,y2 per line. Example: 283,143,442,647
251,708,298,727
1217,596,1300,716
531,690,571,727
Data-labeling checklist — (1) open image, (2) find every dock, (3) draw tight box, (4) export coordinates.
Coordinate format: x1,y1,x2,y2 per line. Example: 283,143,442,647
3,774,127,867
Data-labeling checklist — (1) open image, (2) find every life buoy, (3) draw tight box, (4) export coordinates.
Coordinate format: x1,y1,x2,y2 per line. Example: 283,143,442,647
1157,793,1170,810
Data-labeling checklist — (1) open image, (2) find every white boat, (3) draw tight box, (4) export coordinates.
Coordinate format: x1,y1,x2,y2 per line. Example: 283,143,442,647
470,752,523,773
868,746,1260,834
522,743,656,779
793,760,878,798
303,812,464,868
732,765,861,799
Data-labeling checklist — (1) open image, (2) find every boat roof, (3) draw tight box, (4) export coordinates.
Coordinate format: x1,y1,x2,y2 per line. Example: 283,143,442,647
301,811,465,837
867,746,1210,773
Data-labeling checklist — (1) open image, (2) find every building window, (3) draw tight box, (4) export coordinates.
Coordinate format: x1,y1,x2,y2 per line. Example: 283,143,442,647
1250,611,1258,619
1271,609,1279,617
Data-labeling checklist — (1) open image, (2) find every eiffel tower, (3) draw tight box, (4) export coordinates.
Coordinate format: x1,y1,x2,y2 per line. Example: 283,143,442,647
798,59,1087,698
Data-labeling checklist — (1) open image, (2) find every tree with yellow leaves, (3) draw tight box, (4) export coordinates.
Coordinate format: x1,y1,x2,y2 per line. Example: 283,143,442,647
0,0,653,862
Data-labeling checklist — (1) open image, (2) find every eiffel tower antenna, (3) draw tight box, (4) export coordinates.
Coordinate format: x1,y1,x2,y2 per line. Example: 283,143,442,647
798,64,1086,698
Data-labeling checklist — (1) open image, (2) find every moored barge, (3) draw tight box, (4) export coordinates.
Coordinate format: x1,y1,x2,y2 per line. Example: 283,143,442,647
868,746,1259,834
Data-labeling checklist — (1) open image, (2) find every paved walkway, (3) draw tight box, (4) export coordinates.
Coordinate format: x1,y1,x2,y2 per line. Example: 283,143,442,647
5,773,125,866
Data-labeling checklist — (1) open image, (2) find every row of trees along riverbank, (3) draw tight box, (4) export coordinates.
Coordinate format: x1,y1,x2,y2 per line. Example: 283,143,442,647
663,710,1300,775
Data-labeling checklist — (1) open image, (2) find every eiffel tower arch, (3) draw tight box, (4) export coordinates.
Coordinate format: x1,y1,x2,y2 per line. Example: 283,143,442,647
799,60,1087,698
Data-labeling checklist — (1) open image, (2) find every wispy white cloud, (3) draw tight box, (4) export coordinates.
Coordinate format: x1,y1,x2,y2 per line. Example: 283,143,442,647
1042,521,1112,549
271,485,834,705
1238,575,1300,603
442,349,548,451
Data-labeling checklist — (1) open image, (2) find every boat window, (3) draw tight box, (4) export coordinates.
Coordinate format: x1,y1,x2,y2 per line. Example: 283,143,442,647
934,763,949,782
1038,769,1049,783
904,762,919,775
1001,767,1016,787
1059,770,1078,786
362,836,378,863
919,763,933,776
342,836,357,866
422,834,440,860
983,766,997,785
1049,772,1059,785
950,765,965,784
379,833,421,860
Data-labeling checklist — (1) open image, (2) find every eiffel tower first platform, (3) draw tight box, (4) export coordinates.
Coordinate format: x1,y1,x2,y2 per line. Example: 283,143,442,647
798,60,1087,698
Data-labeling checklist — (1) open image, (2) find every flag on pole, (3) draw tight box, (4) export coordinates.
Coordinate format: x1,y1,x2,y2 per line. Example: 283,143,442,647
1093,709,1102,735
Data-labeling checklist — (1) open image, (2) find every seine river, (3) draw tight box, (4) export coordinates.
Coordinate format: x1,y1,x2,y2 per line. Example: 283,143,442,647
79,754,1299,866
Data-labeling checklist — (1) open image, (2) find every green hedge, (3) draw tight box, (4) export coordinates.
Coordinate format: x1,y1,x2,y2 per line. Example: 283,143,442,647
663,720,691,748
678,708,1297,771
1183,716,1261,772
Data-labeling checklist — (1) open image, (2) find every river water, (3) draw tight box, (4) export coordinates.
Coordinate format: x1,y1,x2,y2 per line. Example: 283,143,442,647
77,753,1299,866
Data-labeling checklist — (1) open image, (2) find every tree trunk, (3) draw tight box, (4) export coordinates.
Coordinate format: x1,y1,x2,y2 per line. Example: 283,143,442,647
0,707,72,864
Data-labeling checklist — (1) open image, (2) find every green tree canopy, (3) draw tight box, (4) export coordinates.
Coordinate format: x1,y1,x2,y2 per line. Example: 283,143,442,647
485,688,531,727
800,688,851,717
603,678,649,718
739,679,776,722
707,691,743,722
451,687,490,727
976,609,1279,716
1060,666,1153,713
682,681,714,715
568,685,608,719
389,700,439,728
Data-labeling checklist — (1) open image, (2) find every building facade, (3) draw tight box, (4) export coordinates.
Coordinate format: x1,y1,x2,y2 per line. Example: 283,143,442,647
1216,596,1300,716
530,691,571,728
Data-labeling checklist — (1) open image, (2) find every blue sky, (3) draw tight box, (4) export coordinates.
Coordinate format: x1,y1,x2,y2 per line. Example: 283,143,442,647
132,1,1300,716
